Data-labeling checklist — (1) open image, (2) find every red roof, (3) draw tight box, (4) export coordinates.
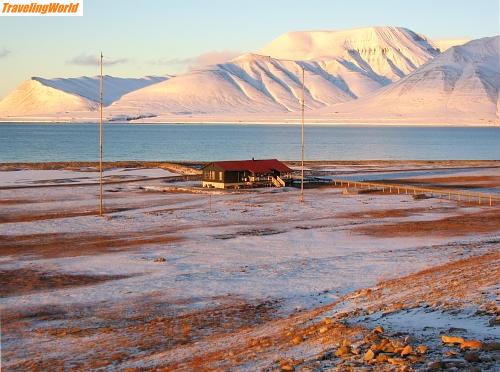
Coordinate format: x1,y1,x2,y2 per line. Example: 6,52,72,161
206,159,291,174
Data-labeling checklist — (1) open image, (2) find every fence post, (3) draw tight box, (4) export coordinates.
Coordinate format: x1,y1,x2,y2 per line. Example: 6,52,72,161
330,180,496,206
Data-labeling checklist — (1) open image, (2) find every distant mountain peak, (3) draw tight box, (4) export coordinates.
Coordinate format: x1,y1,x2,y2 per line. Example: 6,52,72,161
230,53,275,62
315,36,500,123
259,26,439,82
0,75,168,117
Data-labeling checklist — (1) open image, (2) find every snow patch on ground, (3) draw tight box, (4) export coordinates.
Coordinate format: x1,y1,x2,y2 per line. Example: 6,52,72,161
0,168,178,187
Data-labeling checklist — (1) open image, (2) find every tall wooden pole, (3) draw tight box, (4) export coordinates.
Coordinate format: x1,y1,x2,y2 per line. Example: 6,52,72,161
99,52,104,216
300,66,305,203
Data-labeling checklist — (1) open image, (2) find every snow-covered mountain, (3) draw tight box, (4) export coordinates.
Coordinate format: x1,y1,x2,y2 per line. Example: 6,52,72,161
314,36,499,123
108,27,440,118
0,27,497,124
108,53,368,117
0,75,168,118
260,27,439,81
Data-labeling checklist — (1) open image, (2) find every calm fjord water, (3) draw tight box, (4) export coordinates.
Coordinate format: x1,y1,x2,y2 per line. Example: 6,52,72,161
0,124,499,162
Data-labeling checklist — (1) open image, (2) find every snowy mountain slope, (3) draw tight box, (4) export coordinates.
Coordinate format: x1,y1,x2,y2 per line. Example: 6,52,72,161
108,54,361,117
110,27,442,118
260,27,440,81
314,36,500,122
0,79,97,117
0,27,440,120
0,75,168,117
0,27,496,124
34,75,168,105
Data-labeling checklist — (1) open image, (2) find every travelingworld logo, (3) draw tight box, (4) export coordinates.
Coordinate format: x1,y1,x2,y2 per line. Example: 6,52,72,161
1,0,82,16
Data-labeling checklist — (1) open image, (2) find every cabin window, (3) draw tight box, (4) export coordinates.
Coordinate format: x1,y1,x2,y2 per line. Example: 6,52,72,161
218,171,223,181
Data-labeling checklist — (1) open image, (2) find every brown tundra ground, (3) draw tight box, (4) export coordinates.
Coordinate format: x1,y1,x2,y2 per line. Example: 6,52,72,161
0,161,499,371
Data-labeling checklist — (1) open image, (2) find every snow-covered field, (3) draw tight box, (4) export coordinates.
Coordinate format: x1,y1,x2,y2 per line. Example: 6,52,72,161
0,164,499,370
0,168,178,187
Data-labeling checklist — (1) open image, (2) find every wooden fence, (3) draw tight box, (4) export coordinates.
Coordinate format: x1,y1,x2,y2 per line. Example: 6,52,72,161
330,179,500,207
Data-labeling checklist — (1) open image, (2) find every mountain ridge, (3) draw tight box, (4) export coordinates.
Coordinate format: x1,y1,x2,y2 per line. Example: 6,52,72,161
313,36,499,123
0,75,169,117
107,27,441,119
260,26,440,81
0,27,496,124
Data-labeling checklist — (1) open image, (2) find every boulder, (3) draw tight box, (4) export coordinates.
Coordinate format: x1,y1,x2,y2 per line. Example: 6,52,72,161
376,353,388,363
460,339,482,350
364,349,375,361
401,345,413,356
335,345,351,358
407,355,421,363
381,343,395,353
416,345,428,354
387,357,405,365
441,335,464,344
373,339,395,353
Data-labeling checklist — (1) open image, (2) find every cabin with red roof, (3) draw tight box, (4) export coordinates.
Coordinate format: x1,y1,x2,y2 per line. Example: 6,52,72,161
202,159,292,189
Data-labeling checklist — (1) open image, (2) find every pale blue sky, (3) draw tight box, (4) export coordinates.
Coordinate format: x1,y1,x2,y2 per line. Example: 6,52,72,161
0,0,498,98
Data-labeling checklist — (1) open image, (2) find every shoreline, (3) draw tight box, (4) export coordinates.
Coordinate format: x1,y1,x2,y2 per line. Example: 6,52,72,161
2,160,500,169
0,118,499,126
1,121,498,127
